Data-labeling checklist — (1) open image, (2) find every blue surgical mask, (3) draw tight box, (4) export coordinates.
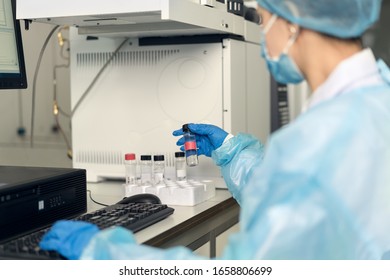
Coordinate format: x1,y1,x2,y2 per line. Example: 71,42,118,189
260,14,304,84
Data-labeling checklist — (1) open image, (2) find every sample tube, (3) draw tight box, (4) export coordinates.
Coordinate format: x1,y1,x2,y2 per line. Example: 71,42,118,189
124,153,137,185
140,155,153,185
182,124,199,167
175,151,186,181
153,155,165,186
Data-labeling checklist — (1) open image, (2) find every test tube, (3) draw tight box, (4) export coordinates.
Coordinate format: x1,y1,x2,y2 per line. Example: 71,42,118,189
175,151,186,181
140,155,152,185
182,124,199,167
124,153,137,185
153,155,165,186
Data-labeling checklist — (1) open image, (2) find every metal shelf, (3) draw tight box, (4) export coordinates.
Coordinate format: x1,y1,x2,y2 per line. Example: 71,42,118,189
17,0,260,43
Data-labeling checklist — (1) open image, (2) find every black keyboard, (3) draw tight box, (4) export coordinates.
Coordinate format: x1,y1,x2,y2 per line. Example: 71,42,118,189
0,202,174,259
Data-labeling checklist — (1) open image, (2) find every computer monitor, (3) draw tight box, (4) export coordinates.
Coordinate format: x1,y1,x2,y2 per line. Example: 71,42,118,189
0,0,27,89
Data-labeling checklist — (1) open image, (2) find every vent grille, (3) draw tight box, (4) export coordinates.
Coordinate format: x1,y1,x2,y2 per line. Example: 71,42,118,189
75,151,180,166
37,172,86,196
76,150,123,165
76,49,180,67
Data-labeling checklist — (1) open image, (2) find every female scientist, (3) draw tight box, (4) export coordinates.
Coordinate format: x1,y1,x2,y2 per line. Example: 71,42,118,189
40,0,390,259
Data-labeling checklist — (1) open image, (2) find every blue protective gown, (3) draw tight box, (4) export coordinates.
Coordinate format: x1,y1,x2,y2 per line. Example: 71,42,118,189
81,49,390,259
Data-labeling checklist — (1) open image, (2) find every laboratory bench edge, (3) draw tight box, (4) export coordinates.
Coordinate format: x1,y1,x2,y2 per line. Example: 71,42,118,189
87,181,240,258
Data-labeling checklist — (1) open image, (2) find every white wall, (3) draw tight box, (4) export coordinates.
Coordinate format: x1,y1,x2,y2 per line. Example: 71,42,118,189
0,22,72,168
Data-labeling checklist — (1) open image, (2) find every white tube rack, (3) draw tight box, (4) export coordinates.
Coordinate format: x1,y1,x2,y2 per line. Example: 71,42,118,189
124,179,216,206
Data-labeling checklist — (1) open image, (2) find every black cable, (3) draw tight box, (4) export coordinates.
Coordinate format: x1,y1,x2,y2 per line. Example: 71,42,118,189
87,190,108,207
30,25,60,148
17,90,26,137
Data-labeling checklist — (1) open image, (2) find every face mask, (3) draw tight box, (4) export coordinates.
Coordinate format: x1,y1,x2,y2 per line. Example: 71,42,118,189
260,14,304,84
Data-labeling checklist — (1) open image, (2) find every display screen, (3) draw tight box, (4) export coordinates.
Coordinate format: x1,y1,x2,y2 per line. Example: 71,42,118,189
0,0,27,89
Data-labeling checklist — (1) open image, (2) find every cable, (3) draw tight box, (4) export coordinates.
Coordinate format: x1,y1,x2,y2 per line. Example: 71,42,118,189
53,64,70,121
30,25,60,148
52,81,72,158
70,38,129,118
18,90,23,127
57,26,70,60
52,31,72,156
17,90,26,138
87,190,109,207
53,105,72,156
53,26,71,119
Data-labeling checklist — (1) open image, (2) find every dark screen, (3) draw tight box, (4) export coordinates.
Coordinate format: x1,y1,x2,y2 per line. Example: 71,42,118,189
0,0,27,89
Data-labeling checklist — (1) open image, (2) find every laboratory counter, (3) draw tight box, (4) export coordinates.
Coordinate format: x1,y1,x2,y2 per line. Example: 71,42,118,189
87,180,240,257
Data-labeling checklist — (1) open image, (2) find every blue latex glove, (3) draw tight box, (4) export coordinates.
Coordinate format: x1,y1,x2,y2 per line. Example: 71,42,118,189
39,220,100,260
172,123,228,157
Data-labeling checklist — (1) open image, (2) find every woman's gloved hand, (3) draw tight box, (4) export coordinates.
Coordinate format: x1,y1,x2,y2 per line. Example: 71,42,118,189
173,123,228,157
39,220,100,260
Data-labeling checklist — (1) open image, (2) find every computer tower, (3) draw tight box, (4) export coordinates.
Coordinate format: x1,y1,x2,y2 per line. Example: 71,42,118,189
0,166,86,243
